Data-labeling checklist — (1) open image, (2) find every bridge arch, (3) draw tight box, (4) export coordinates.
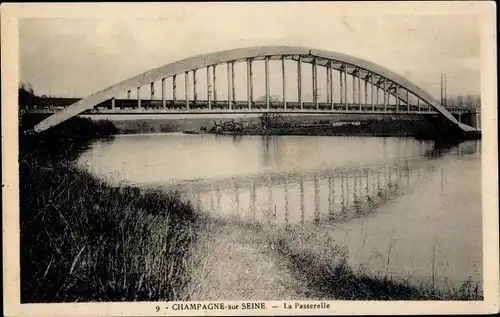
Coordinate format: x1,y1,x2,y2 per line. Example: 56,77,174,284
33,45,475,132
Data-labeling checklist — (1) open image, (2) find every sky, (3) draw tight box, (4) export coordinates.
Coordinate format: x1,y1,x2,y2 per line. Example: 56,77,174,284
18,3,482,101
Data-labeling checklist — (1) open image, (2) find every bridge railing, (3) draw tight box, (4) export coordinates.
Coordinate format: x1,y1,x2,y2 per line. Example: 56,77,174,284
28,99,480,114
26,99,479,115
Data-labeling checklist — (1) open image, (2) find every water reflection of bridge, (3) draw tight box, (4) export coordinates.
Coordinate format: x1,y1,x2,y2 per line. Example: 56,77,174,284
161,139,479,228
168,161,428,228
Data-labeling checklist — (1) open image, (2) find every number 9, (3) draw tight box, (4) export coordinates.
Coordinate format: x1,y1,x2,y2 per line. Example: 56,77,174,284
156,306,160,312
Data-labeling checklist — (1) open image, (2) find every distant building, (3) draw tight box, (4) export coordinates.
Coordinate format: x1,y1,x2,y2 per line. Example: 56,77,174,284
448,94,481,109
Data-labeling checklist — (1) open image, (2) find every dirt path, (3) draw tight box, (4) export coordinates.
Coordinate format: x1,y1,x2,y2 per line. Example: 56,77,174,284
186,221,307,300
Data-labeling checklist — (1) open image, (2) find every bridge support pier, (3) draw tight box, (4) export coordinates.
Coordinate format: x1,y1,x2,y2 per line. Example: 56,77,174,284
265,56,270,110
458,112,478,129
213,65,217,105
207,66,212,110
364,76,368,108
357,70,361,110
298,56,303,109
161,78,166,109
247,59,253,109
111,97,115,110
344,66,348,110
396,84,400,112
227,63,232,110
417,115,470,142
231,62,236,108
406,90,410,112
370,75,374,111
193,69,198,105
339,65,344,106
326,64,331,104
173,75,177,102
328,61,335,110
282,56,286,109
313,57,318,109
184,71,190,110
383,79,387,111
137,87,141,109
352,70,356,109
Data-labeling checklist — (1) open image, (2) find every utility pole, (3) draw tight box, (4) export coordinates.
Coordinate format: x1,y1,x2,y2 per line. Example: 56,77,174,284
440,73,444,106
443,73,448,107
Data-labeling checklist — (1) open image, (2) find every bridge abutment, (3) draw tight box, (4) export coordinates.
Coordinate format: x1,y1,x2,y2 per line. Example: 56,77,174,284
458,112,478,129
418,115,478,142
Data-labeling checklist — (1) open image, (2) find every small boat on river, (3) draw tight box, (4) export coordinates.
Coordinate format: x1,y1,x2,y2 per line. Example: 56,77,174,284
182,130,202,134
182,126,208,135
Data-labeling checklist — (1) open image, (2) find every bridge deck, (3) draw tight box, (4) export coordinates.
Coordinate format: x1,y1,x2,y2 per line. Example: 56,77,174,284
29,100,477,115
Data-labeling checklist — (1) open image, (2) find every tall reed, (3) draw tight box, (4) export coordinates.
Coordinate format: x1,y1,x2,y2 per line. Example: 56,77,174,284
19,116,200,302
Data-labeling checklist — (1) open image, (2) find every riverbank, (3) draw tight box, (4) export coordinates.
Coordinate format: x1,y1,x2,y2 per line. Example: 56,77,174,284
269,225,482,300
19,117,201,302
185,210,482,301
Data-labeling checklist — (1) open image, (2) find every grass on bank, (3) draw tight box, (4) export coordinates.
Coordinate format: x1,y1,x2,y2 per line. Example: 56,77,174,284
19,117,201,302
20,158,200,302
265,225,483,301
180,210,483,301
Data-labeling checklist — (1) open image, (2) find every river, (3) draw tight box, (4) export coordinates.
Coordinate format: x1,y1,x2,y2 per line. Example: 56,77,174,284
77,133,482,290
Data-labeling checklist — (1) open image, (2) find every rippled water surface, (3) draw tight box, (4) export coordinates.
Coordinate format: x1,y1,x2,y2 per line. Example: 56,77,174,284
78,133,482,288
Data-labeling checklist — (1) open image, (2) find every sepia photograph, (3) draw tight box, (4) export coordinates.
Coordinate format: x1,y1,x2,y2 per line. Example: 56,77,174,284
2,2,498,316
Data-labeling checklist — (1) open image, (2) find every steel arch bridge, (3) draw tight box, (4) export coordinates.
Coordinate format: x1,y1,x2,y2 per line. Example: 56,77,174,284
33,46,477,133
